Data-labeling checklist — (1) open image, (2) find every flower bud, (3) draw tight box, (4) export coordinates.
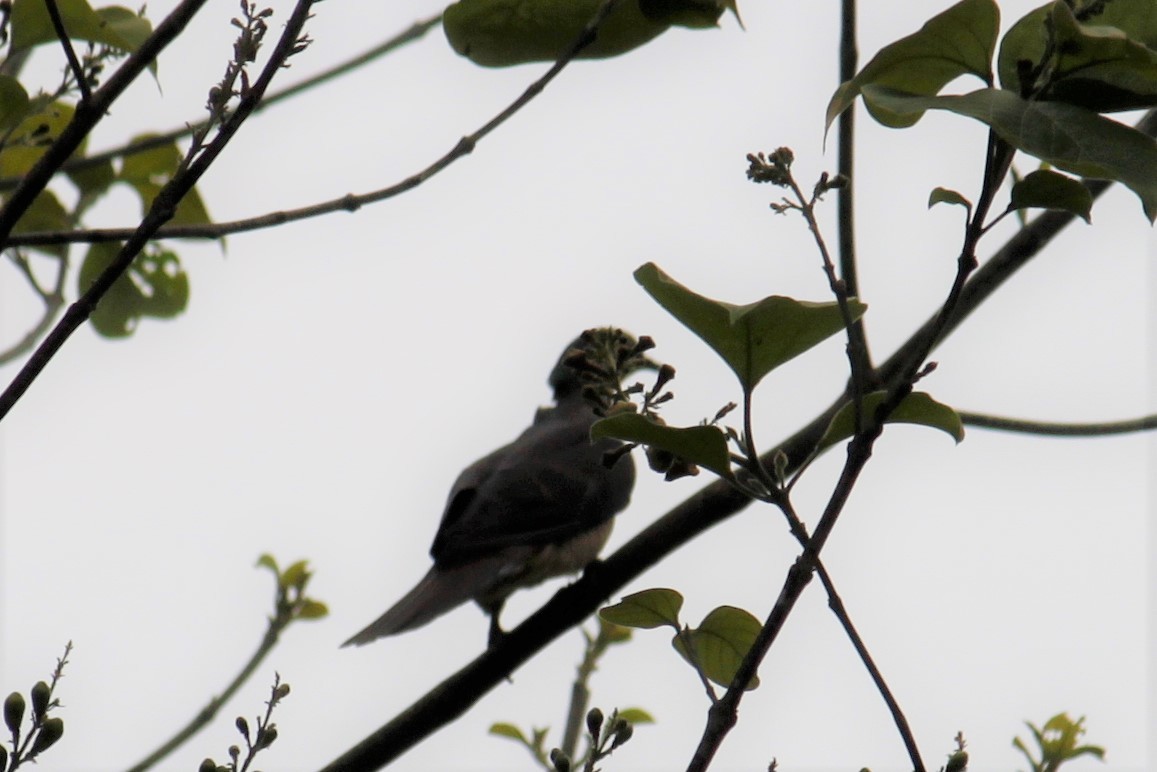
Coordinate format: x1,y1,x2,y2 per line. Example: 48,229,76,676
4,692,25,734
30,681,49,719
585,707,603,740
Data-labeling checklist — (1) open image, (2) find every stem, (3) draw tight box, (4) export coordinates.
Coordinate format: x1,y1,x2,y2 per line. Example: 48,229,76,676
43,0,91,103
960,411,1157,436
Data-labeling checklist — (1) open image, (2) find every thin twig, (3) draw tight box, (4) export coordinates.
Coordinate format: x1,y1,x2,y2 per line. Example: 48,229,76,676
0,14,442,190
960,411,1157,436
0,252,67,366
0,0,316,422
43,0,91,103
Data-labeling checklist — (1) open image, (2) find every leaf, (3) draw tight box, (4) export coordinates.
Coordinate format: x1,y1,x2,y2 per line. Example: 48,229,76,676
97,5,153,52
118,135,211,226
282,560,310,590
928,187,972,211
78,243,190,338
634,262,865,392
591,413,732,479
296,600,329,620
817,391,965,455
1009,169,1093,222
615,708,654,725
0,100,77,178
68,158,117,216
255,554,280,573
10,0,142,52
860,85,1157,221
671,606,760,690
11,190,70,259
0,76,31,132
999,0,1157,112
825,0,999,130
600,588,683,629
442,0,732,67
488,723,528,744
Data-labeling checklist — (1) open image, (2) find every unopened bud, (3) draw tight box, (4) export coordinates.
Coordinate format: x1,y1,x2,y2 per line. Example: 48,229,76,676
4,692,25,733
586,707,604,739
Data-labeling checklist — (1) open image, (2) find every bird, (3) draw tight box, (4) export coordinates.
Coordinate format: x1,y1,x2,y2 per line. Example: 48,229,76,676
343,329,646,647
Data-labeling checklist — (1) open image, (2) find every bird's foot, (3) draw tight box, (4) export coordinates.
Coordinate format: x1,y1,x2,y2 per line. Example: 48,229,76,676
580,557,605,582
487,615,508,648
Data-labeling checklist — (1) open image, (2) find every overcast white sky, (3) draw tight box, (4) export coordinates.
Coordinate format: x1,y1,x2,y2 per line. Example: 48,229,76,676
0,1,1152,770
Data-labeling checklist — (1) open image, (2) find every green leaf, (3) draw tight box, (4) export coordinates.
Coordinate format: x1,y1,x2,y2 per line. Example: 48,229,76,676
296,599,329,620
0,100,77,178
97,5,153,52
488,723,528,744
999,0,1157,112
615,708,654,725
600,588,683,629
591,412,732,479
1009,169,1093,222
444,0,726,67
10,0,143,52
817,391,965,455
634,262,865,392
78,243,190,338
282,560,310,590
68,158,117,217
11,190,70,259
671,606,760,690
255,553,280,574
0,76,31,132
860,85,1157,221
825,0,999,130
118,135,212,226
928,186,972,211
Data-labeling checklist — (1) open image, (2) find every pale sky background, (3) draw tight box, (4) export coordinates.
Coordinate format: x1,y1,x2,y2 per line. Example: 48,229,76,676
0,1,1152,770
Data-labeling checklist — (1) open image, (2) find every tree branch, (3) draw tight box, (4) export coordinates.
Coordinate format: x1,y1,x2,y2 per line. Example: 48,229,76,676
43,0,91,103
960,411,1157,436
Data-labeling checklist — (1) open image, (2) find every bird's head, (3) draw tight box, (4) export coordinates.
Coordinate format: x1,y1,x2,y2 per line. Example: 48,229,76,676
548,327,658,406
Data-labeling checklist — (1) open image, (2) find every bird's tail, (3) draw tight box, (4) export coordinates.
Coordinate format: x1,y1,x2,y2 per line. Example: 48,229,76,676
341,557,512,647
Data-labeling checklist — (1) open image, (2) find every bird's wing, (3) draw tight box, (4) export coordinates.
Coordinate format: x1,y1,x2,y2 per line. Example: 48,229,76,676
430,405,634,566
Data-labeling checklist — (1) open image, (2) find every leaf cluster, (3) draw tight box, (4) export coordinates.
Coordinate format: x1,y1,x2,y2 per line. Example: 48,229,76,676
601,588,761,695
827,0,1157,222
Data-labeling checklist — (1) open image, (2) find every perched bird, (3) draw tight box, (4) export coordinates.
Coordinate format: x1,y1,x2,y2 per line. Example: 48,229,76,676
344,330,645,647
